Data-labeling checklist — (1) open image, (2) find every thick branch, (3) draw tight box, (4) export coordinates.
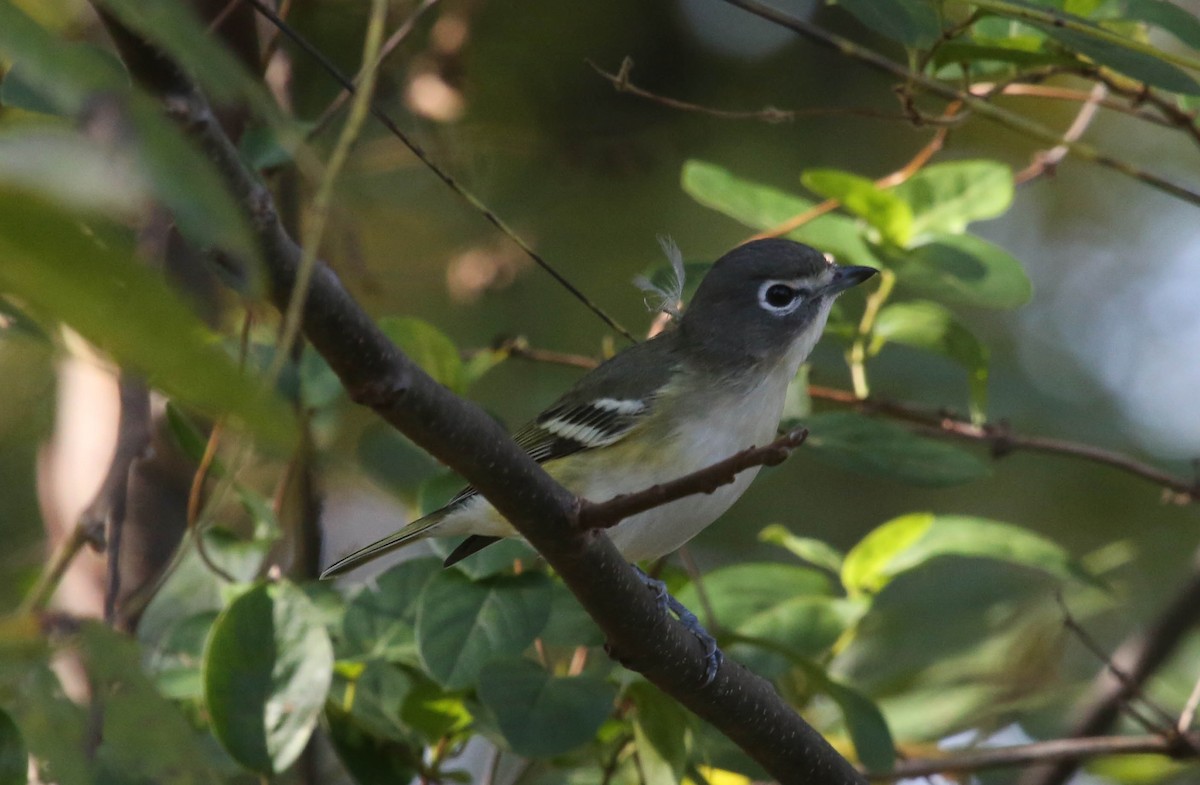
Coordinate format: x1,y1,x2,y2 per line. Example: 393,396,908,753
579,429,809,530
99,21,864,785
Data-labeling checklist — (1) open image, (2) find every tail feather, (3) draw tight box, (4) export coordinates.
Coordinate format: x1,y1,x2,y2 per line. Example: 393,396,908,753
320,510,448,579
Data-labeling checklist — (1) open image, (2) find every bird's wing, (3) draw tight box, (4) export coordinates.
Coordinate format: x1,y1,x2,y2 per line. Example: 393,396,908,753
323,337,679,576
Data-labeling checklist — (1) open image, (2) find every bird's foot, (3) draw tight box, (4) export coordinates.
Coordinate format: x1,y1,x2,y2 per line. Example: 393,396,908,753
633,565,723,686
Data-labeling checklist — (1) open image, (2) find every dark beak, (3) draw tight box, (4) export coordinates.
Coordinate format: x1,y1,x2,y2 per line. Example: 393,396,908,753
826,265,878,295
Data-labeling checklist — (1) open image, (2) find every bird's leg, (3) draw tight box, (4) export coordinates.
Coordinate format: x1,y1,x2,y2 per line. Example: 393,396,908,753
632,565,723,686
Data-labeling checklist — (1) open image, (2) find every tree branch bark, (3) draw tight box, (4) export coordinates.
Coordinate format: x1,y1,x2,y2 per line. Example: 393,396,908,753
95,17,865,784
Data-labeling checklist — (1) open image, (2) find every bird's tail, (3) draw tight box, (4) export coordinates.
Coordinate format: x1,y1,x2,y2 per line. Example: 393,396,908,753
320,510,448,579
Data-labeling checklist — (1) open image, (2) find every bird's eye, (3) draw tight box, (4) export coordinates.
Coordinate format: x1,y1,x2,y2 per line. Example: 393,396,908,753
759,281,804,313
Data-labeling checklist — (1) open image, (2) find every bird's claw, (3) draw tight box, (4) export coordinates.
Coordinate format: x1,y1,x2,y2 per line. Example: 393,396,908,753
633,566,723,686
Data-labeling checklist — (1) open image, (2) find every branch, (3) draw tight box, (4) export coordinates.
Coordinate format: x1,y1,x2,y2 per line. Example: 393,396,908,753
578,429,809,530
717,0,1200,208
1020,549,1200,785
589,57,918,124
807,386,1200,503
870,732,1200,781
99,21,864,785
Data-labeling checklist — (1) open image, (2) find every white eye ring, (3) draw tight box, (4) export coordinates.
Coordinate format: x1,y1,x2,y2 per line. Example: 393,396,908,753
758,280,805,315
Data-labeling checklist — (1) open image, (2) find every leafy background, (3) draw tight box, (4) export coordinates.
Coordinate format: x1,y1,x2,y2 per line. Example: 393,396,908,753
2,0,1200,783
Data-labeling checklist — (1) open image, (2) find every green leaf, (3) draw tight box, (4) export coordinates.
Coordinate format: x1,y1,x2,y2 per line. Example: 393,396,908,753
325,703,419,785
802,169,914,246
880,233,1032,309
818,676,896,772
890,161,1014,240
758,524,844,573
0,6,127,114
341,558,441,663
357,422,441,497
681,160,884,268
428,536,539,581
379,316,466,393
842,512,1097,596
735,595,867,659
836,0,942,48
675,563,834,625
415,571,552,689
1041,24,1200,94
627,682,690,781
0,191,293,445
476,658,615,758
95,0,268,107
1123,0,1200,50
539,580,605,648
0,708,26,785
872,300,990,416
340,660,414,741
400,675,473,741
803,412,990,487
77,624,221,785
203,580,334,774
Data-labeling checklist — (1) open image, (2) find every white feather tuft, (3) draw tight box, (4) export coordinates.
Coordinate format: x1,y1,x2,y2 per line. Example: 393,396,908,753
633,235,687,320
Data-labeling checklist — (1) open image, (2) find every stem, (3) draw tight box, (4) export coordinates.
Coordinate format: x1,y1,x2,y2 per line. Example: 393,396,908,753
971,0,1200,76
19,522,96,616
848,269,895,399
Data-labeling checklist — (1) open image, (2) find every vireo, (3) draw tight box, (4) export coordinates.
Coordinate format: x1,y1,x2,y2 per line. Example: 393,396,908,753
322,238,874,678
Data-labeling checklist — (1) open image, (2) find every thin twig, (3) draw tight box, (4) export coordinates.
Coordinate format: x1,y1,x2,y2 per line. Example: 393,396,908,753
1014,82,1107,184
590,57,919,124
717,0,1200,207
577,429,809,531
308,0,441,138
678,546,718,633
974,82,1176,129
751,103,959,241
245,0,637,342
1054,594,1176,733
868,732,1200,781
807,385,1200,503
18,522,101,616
1179,673,1200,733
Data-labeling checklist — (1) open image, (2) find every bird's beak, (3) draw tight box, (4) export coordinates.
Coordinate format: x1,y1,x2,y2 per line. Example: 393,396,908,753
825,265,878,295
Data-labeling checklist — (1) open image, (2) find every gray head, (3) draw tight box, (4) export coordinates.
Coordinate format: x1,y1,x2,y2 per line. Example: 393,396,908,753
678,238,876,370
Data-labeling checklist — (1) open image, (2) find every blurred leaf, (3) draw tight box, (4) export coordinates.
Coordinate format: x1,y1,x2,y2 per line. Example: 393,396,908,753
802,412,990,487
0,191,292,444
891,161,1014,239
628,682,690,781
931,41,1077,69
143,610,218,702
95,0,267,107
1122,0,1200,49
802,169,913,246
735,595,867,659
6,665,89,785
0,128,147,219
379,316,466,393
872,300,989,416
400,674,473,741
759,524,845,573
78,623,220,785
880,233,1032,309
325,703,419,785
239,120,314,172
428,536,538,581
462,346,509,387
0,708,26,785
476,658,615,758
415,571,552,689
836,0,941,48
816,675,896,772
357,422,441,497
203,580,334,774
681,160,884,268
539,579,605,647
0,6,127,114
1040,24,1200,94
341,557,441,663
676,563,834,624
341,660,414,741
842,512,1097,596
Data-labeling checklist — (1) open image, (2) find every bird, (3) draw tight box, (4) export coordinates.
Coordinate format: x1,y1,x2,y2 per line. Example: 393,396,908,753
322,237,876,681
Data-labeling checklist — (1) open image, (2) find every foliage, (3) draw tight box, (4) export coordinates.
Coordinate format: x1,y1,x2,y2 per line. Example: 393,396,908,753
2,0,1199,784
